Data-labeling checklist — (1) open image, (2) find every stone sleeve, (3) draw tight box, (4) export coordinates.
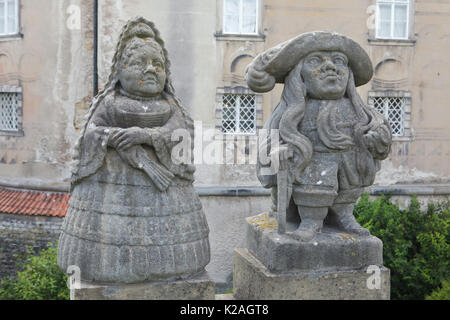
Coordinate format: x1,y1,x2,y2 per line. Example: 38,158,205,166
151,102,196,181
71,95,116,185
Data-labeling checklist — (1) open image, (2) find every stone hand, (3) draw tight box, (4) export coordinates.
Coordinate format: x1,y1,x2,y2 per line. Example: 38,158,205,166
362,130,376,153
270,143,293,171
108,127,151,151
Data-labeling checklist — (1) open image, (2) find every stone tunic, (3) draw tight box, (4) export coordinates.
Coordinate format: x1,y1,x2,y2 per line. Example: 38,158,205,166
295,98,371,193
257,97,389,206
58,91,210,283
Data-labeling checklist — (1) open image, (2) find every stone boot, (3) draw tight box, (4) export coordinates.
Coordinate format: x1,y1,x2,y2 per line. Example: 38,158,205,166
329,203,370,236
290,206,328,241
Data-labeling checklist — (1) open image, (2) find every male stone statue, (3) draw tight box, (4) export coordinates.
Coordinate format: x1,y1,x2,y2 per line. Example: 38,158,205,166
246,31,392,241
233,32,392,300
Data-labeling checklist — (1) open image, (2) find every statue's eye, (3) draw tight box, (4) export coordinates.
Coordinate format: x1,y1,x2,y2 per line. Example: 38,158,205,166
153,60,163,69
308,57,321,65
333,57,347,65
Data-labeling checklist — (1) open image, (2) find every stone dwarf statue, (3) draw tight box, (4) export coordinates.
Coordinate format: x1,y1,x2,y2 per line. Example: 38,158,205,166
246,32,392,240
58,17,210,283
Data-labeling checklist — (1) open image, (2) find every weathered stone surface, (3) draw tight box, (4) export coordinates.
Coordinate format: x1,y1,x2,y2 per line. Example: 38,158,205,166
72,271,215,300
58,17,210,284
246,31,393,240
246,213,383,273
233,31,392,300
233,248,390,300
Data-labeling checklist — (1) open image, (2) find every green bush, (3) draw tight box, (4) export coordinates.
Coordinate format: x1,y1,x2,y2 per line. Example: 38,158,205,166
0,243,69,300
426,279,450,300
354,194,450,300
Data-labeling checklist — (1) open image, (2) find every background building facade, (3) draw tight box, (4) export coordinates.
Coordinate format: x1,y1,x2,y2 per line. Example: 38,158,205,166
1,0,449,290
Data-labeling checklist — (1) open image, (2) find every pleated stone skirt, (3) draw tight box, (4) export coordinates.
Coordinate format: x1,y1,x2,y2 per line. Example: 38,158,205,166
58,151,210,283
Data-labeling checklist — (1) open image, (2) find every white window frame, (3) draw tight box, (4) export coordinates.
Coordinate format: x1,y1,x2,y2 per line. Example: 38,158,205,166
0,0,19,36
376,0,409,40
223,0,259,35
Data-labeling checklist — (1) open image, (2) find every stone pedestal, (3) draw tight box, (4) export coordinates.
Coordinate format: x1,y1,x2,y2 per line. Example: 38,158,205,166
233,248,390,300
71,271,215,300
233,213,390,300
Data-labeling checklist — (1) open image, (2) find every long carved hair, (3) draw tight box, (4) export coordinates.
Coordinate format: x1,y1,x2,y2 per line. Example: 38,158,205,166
261,59,392,184
71,17,193,175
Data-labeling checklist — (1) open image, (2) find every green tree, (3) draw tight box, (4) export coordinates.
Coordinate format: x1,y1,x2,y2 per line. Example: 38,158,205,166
354,194,450,300
0,243,69,300
426,280,450,300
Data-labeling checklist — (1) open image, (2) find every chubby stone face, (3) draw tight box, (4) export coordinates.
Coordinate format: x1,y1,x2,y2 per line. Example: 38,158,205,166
119,38,167,97
300,51,349,100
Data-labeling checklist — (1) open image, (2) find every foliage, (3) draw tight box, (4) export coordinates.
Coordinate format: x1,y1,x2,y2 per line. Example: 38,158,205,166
0,243,69,300
426,279,450,300
354,194,450,300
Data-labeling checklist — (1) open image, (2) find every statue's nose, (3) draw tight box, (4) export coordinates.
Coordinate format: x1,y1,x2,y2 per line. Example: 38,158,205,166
145,63,156,73
323,60,337,72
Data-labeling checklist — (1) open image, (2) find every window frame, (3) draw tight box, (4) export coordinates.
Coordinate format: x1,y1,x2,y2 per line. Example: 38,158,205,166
375,0,410,40
0,0,19,37
0,85,24,137
368,91,412,141
222,0,259,36
221,93,257,135
215,87,262,137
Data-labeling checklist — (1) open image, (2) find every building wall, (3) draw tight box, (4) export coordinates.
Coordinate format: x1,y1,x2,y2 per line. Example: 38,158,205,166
0,0,449,291
0,0,448,189
0,0,94,189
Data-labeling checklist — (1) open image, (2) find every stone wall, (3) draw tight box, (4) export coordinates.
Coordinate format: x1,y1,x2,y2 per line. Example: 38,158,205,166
0,213,62,279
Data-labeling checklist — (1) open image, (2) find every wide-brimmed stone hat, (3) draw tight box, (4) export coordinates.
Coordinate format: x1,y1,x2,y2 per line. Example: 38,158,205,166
246,31,373,92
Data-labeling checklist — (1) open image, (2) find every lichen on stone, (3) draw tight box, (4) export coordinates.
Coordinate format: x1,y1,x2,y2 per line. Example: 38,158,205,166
248,212,278,231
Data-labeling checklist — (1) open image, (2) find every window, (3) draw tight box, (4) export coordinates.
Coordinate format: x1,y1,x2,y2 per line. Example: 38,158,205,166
0,0,19,36
376,0,409,39
0,86,22,134
215,88,262,136
223,0,258,35
373,96,405,136
221,93,256,134
369,91,411,139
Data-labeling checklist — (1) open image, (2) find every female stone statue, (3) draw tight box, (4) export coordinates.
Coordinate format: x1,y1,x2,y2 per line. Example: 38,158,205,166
58,17,210,283
246,32,392,240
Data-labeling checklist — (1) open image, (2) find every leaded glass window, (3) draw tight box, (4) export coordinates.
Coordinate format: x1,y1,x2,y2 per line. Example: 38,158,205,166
221,94,256,134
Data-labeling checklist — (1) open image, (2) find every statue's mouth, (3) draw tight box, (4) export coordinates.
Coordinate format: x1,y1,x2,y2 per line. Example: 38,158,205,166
142,76,156,83
321,72,339,80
